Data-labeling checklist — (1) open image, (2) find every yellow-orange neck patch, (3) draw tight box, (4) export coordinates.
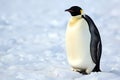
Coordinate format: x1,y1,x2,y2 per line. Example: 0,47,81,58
69,15,82,27
80,9,83,15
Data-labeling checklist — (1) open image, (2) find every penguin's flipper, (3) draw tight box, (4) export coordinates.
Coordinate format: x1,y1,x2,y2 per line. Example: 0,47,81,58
82,15,102,71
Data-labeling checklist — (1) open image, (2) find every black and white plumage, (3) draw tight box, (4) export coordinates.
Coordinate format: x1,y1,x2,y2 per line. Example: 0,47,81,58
82,14,102,72
65,6,102,74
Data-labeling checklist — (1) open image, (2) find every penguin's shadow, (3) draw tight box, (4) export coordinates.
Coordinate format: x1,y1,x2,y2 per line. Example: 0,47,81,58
79,70,120,76
92,70,120,76
109,70,120,76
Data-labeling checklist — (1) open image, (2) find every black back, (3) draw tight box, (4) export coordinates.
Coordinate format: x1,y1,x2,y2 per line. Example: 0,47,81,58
82,14,102,72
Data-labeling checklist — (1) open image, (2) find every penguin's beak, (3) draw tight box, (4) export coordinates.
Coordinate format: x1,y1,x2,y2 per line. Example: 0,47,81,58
65,9,69,12
65,9,74,12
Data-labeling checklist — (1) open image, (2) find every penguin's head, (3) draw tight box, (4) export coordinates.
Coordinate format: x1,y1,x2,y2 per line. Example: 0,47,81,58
65,6,83,16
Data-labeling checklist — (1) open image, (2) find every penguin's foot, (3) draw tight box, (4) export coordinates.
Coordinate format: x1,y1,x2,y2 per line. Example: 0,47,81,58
77,70,88,75
71,68,88,75
71,68,79,72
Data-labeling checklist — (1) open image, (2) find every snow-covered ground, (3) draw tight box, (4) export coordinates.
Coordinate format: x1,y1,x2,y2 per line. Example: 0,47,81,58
0,0,120,80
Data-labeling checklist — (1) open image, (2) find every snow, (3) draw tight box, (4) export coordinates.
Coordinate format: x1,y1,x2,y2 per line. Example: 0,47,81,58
0,0,120,80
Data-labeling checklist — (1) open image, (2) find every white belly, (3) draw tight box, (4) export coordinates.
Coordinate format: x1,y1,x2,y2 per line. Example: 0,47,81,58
66,18,95,73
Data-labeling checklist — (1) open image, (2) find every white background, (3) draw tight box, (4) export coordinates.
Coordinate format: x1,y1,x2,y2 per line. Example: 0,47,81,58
0,0,120,80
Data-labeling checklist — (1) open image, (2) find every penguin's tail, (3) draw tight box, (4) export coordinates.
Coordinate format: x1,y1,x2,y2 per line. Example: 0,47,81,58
92,63,101,72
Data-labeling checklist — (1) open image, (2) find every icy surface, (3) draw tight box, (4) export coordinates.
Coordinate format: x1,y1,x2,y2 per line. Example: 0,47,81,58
0,0,120,80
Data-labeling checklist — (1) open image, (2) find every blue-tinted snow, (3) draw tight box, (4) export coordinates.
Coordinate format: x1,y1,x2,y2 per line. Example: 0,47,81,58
0,0,120,80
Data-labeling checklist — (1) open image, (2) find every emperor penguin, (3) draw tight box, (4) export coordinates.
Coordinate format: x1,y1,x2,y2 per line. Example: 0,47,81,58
65,6,102,74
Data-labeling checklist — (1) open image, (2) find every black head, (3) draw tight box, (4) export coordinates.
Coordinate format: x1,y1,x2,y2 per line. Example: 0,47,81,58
65,6,83,16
